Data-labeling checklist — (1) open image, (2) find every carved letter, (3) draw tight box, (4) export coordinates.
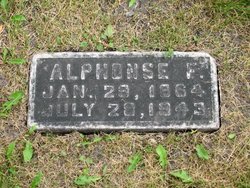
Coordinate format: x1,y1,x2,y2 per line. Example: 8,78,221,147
108,103,119,117
104,85,115,98
124,102,135,116
42,85,53,98
160,84,170,97
41,105,53,117
186,62,206,79
149,85,155,98
159,102,171,116
127,63,138,79
175,84,186,97
149,103,154,116
194,102,205,116
57,85,69,98
143,63,153,79
73,85,85,98
72,103,83,117
175,102,189,117
96,63,108,80
158,63,169,79
83,103,95,117
112,63,122,79
81,64,92,80
191,84,205,97
67,64,78,80
50,64,63,80
56,103,68,117
118,85,129,98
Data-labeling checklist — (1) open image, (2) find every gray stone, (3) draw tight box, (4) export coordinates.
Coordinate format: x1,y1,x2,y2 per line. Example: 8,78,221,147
28,52,220,132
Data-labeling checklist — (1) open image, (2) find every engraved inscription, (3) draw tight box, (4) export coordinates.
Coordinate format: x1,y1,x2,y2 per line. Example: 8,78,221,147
108,103,119,117
159,102,171,116
175,102,189,117
81,64,92,80
118,85,129,98
73,85,85,98
37,81,211,119
50,64,63,80
160,84,170,98
194,102,205,116
127,63,138,79
104,85,114,98
57,85,69,99
42,86,53,98
124,102,135,116
175,84,186,98
31,52,218,131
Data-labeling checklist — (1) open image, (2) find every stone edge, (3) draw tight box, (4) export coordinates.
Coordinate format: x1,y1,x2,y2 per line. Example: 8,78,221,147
28,51,220,132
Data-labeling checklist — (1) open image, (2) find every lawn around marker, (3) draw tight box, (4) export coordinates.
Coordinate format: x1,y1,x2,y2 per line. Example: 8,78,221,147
0,0,249,187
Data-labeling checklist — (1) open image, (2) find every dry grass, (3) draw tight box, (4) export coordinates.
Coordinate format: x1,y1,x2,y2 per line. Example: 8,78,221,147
0,0,250,187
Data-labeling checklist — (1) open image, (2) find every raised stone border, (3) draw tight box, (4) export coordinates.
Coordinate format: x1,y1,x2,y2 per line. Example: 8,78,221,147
28,52,220,132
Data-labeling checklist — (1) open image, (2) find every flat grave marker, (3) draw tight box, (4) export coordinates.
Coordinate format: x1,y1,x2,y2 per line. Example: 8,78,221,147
28,52,219,132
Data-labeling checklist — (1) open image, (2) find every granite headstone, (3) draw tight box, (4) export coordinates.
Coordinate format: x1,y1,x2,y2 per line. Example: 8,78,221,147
28,52,219,132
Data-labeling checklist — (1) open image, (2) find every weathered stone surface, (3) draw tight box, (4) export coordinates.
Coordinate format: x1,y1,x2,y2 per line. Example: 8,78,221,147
28,52,220,132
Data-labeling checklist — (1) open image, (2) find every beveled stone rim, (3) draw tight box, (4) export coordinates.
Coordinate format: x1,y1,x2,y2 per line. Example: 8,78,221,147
28,51,220,132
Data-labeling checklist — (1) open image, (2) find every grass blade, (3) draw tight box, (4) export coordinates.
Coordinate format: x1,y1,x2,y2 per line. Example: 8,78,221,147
2,48,8,62
80,41,88,48
170,170,193,183
1,0,8,13
104,25,114,38
28,125,37,135
164,48,174,58
228,133,236,140
74,168,101,186
23,141,33,162
6,141,15,160
127,152,142,173
9,58,26,65
74,175,101,186
156,144,168,169
196,144,210,160
0,91,24,117
11,15,26,23
30,172,43,188
129,0,136,8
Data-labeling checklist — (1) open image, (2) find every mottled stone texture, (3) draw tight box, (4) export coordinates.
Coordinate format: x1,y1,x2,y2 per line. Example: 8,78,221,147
28,52,219,132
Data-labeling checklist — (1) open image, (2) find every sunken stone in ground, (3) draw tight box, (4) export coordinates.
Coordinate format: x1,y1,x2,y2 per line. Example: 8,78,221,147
28,52,220,132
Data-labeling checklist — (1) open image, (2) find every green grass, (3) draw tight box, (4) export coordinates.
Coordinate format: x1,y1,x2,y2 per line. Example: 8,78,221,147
0,0,249,187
